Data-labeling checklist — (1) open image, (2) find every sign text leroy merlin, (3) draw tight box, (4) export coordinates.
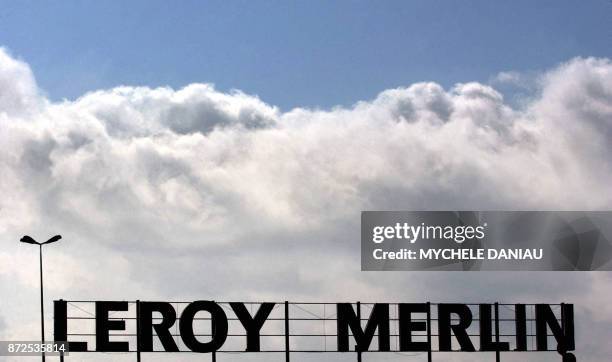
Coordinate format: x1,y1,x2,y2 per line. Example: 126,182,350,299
54,300,574,356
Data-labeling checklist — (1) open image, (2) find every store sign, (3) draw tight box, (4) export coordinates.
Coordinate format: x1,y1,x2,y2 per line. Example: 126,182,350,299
54,300,576,361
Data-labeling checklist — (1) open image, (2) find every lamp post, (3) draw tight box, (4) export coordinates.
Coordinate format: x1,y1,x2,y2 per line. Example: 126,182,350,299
20,235,62,362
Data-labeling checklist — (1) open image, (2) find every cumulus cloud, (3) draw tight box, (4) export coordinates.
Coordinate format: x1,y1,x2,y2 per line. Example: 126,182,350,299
71,84,279,137
0,48,43,117
1,48,612,361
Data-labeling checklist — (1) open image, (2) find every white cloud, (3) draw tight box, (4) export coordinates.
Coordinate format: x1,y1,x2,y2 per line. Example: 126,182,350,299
0,47,43,117
1,49,612,360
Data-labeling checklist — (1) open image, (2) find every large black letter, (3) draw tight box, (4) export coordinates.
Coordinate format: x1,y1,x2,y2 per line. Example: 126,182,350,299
230,302,275,351
536,304,575,352
438,304,475,351
479,304,509,351
180,301,228,353
96,301,129,352
337,303,390,352
138,302,179,352
398,303,429,352
53,300,88,352
514,304,527,351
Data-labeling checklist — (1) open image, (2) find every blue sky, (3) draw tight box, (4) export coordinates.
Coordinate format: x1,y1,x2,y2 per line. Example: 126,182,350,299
1,0,610,110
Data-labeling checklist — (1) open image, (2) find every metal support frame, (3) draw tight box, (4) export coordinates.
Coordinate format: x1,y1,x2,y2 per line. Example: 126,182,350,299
136,300,141,362
54,301,573,362
356,302,362,362
285,301,290,362
426,302,432,362
495,302,501,362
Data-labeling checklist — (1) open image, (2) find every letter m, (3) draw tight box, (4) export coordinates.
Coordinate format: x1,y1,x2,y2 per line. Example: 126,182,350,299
337,303,390,352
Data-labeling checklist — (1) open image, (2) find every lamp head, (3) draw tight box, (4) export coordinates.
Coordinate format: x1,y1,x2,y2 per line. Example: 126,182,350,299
43,235,62,245
20,235,40,245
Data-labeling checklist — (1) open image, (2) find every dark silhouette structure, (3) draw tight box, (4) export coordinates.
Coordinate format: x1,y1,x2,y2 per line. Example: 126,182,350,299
54,300,576,361
20,235,62,362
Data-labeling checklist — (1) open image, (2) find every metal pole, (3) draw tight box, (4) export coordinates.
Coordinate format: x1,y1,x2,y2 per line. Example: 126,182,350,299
284,301,290,362
356,302,361,362
136,300,141,362
59,297,64,362
39,244,45,362
494,303,501,362
426,302,432,362
211,306,216,362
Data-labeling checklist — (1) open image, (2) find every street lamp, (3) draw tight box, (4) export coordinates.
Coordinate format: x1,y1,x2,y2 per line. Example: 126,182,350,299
20,235,62,362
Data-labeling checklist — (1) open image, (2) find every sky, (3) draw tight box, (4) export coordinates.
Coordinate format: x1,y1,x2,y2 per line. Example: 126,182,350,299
0,0,610,110
1,1,612,362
